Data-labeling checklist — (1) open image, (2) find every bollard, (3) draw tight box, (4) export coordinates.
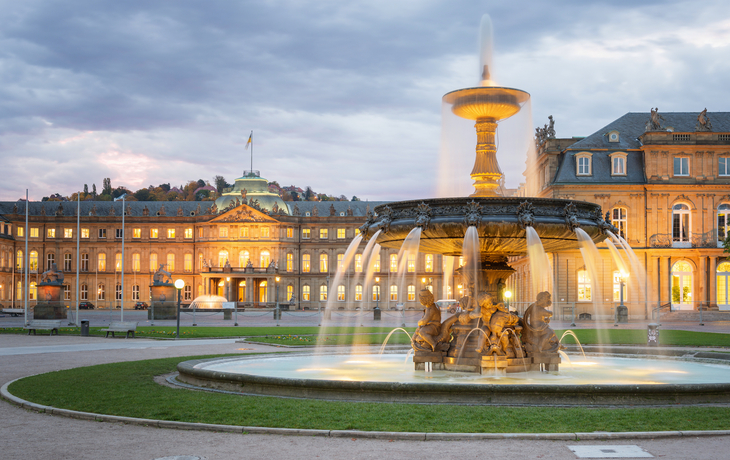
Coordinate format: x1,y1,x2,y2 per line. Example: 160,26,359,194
373,307,381,321
273,309,281,320
80,319,90,337
647,323,659,346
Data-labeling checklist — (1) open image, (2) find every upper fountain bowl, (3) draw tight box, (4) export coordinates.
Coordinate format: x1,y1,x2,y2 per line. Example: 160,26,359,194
359,197,615,258
443,86,530,121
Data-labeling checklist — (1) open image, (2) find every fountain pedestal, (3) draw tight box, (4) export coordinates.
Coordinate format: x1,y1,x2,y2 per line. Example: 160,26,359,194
34,283,66,320
149,284,177,320
531,353,561,372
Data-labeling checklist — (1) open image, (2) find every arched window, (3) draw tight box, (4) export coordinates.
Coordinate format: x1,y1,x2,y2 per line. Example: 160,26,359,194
718,204,730,244
29,281,37,300
717,262,730,310
286,284,293,302
671,260,693,310
407,254,416,273
98,253,106,272
355,284,363,301
319,284,327,301
260,250,270,267
184,254,192,272
259,280,268,303
612,271,627,301
425,254,434,273
302,285,310,301
166,253,175,272
372,285,380,301
302,254,311,273
354,254,363,273
286,253,293,272
132,253,140,272
239,250,249,267
150,253,158,272
47,252,55,270
390,285,398,301
29,251,38,272
337,285,345,301
218,250,229,267
16,250,23,271
672,203,691,246
238,280,246,302
97,283,105,301
390,254,398,272
115,252,122,272
80,283,88,300
320,253,328,273
577,269,591,301
407,284,416,301
16,281,21,300
611,207,627,239
372,253,381,272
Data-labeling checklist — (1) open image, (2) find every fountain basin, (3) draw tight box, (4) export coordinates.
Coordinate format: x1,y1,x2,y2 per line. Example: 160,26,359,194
176,350,730,406
443,86,530,121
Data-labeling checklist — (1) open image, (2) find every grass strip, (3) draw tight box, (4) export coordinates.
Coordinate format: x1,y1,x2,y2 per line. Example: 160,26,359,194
8,355,730,433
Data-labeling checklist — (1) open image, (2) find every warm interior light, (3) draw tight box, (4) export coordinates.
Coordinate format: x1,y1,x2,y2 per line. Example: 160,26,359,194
276,276,280,282
375,277,380,283
174,279,184,289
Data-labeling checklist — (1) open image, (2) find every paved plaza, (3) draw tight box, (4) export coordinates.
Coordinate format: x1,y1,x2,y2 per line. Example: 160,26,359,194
1,317,729,459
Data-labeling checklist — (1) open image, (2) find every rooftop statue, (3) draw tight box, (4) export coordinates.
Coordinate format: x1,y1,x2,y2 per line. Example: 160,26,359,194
646,107,665,131
696,108,713,132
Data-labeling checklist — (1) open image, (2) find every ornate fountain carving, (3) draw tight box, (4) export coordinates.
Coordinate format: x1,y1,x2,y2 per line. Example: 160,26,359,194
414,202,432,230
463,200,482,227
516,201,535,229
563,202,580,232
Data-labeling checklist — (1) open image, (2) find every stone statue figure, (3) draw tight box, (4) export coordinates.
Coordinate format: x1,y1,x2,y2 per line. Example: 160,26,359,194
413,289,442,351
696,108,713,132
41,263,64,285
152,264,173,285
546,115,556,138
646,107,665,131
521,291,562,354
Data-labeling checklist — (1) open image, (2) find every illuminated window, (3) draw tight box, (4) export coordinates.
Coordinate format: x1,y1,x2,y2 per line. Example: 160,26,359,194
337,253,344,269
613,271,627,301
132,253,140,272
29,251,38,272
97,283,105,301
81,228,89,238
320,285,328,301
577,269,591,301
354,254,363,273
219,227,228,238
259,281,268,303
372,285,380,301
240,227,249,238
425,254,433,273
150,253,158,272
184,228,193,239
64,228,73,238
29,281,37,300
286,228,293,238
239,250,250,267
166,253,175,272
337,228,346,239
302,254,310,273
198,253,204,270
407,254,416,273
150,228,158,238
218,250,228,267
47,228,55,238
671,260,693,307
407,284,416,301
16,250,23,270
98,253,106,272
718,204,730,243
17,227,23,237
611,207,627,239
286,285,293,302
184,254,192,272
320,253,328,272
302,229,311,239
390,254,398,272
166,228,175,239
337,285,345,301
261,227,270,238
302,285,310,301
16,281,21,300
30,228,39,238
320,229,328,239
115,253,122,272
260,250,270,267
390,285,398,301
133,228,141,238
355,284,363,301
286,253,293,272
372,253,380,272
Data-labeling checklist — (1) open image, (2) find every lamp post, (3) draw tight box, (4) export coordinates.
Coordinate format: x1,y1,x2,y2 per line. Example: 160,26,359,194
615,271,628,326
275,276,280,326
175,279,184,339
375,277,380,311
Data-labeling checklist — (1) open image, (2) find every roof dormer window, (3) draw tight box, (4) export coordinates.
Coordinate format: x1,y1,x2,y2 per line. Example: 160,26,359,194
575,152,592,176
607,130,620,143
609,152,628,176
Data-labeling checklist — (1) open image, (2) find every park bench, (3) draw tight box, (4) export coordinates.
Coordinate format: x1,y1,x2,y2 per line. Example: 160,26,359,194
101,321,138,338
2,308,24,317
24,320,62,335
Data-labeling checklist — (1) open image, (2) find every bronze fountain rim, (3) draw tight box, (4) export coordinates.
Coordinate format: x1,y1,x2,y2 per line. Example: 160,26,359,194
442,86,531,104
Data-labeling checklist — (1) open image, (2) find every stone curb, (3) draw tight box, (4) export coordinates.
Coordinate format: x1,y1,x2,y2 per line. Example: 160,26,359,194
3,378,730,441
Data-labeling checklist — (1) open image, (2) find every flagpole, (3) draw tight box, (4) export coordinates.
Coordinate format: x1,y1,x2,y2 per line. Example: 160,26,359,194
250,130,253,173
76,191,80,326
24,189,28,325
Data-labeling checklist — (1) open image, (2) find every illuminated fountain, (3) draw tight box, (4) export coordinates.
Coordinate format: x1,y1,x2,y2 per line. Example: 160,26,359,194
176,15,730,405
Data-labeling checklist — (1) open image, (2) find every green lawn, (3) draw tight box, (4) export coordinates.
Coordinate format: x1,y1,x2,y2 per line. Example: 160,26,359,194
9,355,730,433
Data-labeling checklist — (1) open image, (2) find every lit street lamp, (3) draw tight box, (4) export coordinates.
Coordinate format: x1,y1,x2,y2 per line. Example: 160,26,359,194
175,279,184,338
615,271,628,326
504,290,512,311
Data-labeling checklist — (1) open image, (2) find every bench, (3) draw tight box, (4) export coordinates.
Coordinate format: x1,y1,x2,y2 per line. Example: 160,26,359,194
2,308,24,317
24,320,62,335
101,321,138,338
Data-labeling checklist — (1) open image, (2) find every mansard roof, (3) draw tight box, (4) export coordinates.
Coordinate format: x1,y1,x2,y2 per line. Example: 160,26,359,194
0,201,213,218
286,201,388,217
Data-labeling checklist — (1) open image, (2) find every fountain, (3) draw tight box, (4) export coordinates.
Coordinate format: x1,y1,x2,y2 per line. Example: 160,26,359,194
175,15,730,406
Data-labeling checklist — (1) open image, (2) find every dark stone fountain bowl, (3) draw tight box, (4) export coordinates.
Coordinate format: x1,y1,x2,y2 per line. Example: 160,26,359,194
359,197,615,257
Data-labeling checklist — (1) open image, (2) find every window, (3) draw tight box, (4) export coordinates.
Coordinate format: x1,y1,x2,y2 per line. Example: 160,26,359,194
30,228,39,238
64,253,71,271
64,228,73,238
425,254,434,273
611,207,627,239
320,285,327,301
261,227,270,238
718,204,730,243
167,228,175,239
717,262,730,309
132,253,140,272
64,284,71,301
239,250,250,267
372,285,380,301
167,253,175,272
354,254,363,273
29,251,38,272
16,250,22,270
240,227,249,238
407,254,416,273
260,250,270,267
198,253,204,270
259,281,268,303
286,227,293,238
98,228,106,238
184,285,192,301
80,284,88,301
97,283,105,301
81,228,89,238
337,253,344,269
673,134,690,142
46,253,55,270
198,227,204,238
337,285,345,301
372,253,380,272
577,269,591,301
390,254,398,272
607,130,619,143
286,285,293,302
115,283,122,301
98,253,106,271
218,250,229,267
319,229,328,239
720,134,730,141
355,284,363,301
407,284,416,301
81,253,89,272
133,228,141,238
674,157,689,176
184,228,193,239
302,254,311,272
47,228,55,238
390,285,398,301
286,253,293,272
150,228,158,238
613,271,627,301
671,260,693,308
132,285,140,301
16,281,21,300
302,285,310,301
17,227,23,237
184,254,192,272
610,153,626,176
720,157,730,176
337,228,346,239
672,203,691,245
576,153,592,176
320,253,328,273
115,253,122,272
150,253,158,272
116,228,123,238
302,229,311,239
29,282,37,300
219,227,228,238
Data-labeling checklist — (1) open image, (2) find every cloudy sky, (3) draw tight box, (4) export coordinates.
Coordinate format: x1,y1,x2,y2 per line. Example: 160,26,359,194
1,0,728,201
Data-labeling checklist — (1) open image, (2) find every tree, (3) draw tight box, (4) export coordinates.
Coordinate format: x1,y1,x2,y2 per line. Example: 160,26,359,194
159,183,170,192
196,179,206,188
134,188,153,201
304,186,315,201
92,184,97,197
214,175,229,194
351,196,361,201
83,184,88,194
102,178,112,196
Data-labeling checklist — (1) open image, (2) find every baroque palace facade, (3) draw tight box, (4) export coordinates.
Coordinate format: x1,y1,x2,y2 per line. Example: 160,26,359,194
513,110,730,319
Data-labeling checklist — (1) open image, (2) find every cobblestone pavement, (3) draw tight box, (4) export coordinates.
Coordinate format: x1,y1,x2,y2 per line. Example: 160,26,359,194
1,334,729,459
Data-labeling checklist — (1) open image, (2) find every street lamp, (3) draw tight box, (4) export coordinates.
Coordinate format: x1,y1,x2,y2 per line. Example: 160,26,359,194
615,271,628,326
375,276,380,311
504,290,512,311
175,278,184,339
